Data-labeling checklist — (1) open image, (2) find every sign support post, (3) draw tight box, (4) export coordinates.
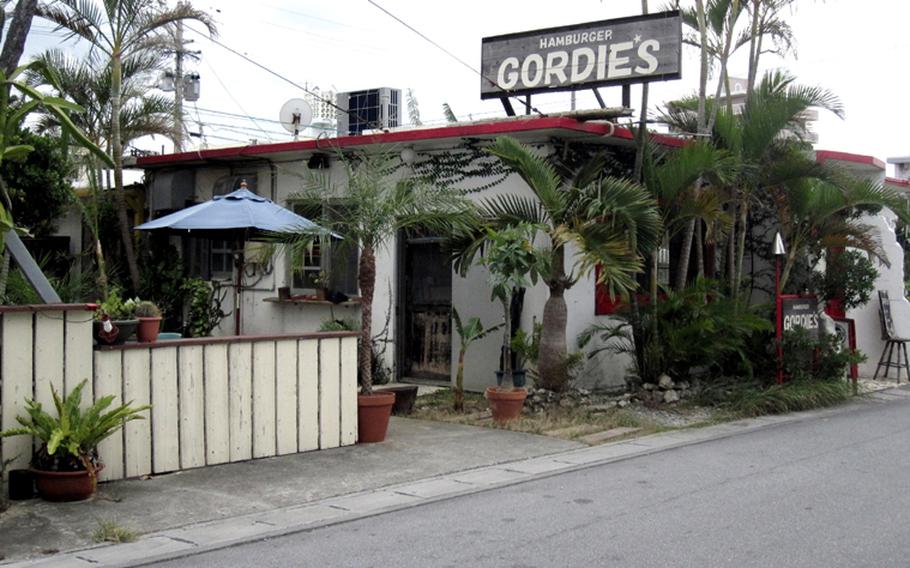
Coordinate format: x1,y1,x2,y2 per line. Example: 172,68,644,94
773,232,786,385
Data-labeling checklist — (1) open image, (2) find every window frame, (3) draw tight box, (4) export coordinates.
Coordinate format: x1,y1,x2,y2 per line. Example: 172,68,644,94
288,200,359,296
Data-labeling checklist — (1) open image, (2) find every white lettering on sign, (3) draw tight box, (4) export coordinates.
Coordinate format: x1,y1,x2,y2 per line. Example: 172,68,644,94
635,39,660,74
607,41,634,78
520,53,544,87
497,57,520,89
570,47,596,82
497,39,663,90
539,28,613,49
783,314,819,331
545,51,569,84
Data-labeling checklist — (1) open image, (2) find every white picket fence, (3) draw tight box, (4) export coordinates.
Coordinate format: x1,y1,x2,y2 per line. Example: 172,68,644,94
0,306,359,482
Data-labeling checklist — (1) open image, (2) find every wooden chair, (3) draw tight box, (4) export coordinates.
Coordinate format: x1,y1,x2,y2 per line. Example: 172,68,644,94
873,290,910,382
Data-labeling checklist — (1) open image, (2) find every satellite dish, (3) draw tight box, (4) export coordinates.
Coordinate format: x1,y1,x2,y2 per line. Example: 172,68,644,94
279,98,313,138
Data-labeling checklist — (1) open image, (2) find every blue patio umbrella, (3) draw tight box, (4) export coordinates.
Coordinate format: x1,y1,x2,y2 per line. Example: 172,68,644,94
137,183,336,334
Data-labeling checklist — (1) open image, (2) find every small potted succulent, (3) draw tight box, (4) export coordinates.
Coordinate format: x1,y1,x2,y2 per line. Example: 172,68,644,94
0,380,149,501
94,288,139,344
134,300,163,343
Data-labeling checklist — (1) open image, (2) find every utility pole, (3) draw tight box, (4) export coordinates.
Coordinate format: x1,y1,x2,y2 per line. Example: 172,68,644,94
174,18,185,152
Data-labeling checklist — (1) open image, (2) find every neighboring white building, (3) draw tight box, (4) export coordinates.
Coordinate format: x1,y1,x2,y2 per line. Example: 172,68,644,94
815,151,910,378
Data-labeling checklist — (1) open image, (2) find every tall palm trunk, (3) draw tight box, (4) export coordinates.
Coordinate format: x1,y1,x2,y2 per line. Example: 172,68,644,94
358,245,376,393
538,245,568,392
111,54,141,292
746,0,762,95
733,200,750,297
675,0,710,290
499,296,514,389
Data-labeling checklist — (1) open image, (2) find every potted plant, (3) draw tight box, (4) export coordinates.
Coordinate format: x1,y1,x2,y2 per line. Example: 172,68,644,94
507,322,541,388
481,224,544,423
313,270,330,301
94,287,139,344
452,308,502,412
0,380,149,501
134,300,163,343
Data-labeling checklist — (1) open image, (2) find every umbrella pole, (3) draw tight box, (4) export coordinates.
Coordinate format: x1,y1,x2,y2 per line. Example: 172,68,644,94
234,238,244,336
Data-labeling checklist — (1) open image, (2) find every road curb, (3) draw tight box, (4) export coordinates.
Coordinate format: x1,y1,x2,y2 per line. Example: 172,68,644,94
5,386,905,567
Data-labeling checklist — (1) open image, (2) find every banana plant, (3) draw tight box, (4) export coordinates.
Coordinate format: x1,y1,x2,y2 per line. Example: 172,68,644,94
452,308,502,412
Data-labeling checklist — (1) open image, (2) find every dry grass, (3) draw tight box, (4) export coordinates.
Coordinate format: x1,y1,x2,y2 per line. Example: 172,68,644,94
410,389,662,443
93,520,138,544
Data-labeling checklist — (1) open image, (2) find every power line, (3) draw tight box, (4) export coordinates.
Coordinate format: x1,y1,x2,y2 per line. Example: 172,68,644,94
366,0,546,117
201,57,275,142
185,25,376,129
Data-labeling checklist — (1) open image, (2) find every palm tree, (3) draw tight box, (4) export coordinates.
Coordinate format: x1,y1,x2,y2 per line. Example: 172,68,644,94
29,49,175,296
39,0,217,292
456,137,661,392
775,176,910,290
292,149,475,393
663,71,844,295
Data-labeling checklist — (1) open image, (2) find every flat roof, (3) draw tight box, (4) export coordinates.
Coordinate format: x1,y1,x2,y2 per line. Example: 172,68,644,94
815,149,885,172
134,116,684,169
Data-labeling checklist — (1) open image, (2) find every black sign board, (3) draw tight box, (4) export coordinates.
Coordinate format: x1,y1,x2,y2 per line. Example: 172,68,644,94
782,296,819,340
480,11,682,99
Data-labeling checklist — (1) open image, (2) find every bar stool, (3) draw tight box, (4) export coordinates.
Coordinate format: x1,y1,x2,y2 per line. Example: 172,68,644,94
873,290,910,382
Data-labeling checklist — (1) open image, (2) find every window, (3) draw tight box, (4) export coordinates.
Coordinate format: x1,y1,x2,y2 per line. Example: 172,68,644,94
210,239,235,278
290,202,359,296
203,174,258,279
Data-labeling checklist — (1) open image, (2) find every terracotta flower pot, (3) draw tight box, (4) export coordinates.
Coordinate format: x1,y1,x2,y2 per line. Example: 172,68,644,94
136,316,162,343
32,464,104,502
485,386,528,423
357,391,396,443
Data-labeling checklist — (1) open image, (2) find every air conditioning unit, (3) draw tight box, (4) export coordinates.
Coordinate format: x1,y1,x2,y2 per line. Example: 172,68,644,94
336,88,400,136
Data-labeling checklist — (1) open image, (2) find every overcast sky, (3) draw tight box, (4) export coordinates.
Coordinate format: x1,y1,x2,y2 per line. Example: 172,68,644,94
23,0,910,175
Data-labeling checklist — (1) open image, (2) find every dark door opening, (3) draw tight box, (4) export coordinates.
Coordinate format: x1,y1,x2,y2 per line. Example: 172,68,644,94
399,237,452,383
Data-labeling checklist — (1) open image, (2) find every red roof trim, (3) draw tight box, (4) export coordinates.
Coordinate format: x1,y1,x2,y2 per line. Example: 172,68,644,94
815,150,885,171
136,117,689,167
138,117,616,167
886,176,910,187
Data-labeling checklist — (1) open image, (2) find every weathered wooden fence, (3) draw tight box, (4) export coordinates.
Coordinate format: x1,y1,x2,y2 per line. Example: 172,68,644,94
0,305,359,482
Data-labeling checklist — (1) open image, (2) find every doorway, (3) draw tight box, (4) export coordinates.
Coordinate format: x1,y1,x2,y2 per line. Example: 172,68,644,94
398,236,452,383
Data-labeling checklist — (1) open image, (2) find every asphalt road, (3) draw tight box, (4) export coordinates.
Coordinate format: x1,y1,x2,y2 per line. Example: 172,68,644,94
157,394,910,567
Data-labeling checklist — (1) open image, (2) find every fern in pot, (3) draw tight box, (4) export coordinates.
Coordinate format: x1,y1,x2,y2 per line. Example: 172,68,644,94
0,380,149,501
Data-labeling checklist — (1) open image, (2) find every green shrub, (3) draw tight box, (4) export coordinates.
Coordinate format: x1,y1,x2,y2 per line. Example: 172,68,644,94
811,250,878,310
580,279,772,384
319,318,359,332
182,279,227,337
781,327,865,382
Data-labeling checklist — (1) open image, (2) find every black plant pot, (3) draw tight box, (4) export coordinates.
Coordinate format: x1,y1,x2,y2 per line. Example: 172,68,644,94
8,469,34,500
495,369,527,388
93,319,139,345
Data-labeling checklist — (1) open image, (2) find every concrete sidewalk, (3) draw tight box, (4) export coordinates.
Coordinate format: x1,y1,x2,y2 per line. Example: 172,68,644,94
3,386,909,567
0,417,581,565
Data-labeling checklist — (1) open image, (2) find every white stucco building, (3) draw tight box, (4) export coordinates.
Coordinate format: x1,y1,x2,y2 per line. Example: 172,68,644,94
135,116,653,392
132,118,910,391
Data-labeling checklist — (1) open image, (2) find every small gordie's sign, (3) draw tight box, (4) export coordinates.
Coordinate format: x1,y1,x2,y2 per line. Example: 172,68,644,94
480,11,682,99
782,296,819,339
